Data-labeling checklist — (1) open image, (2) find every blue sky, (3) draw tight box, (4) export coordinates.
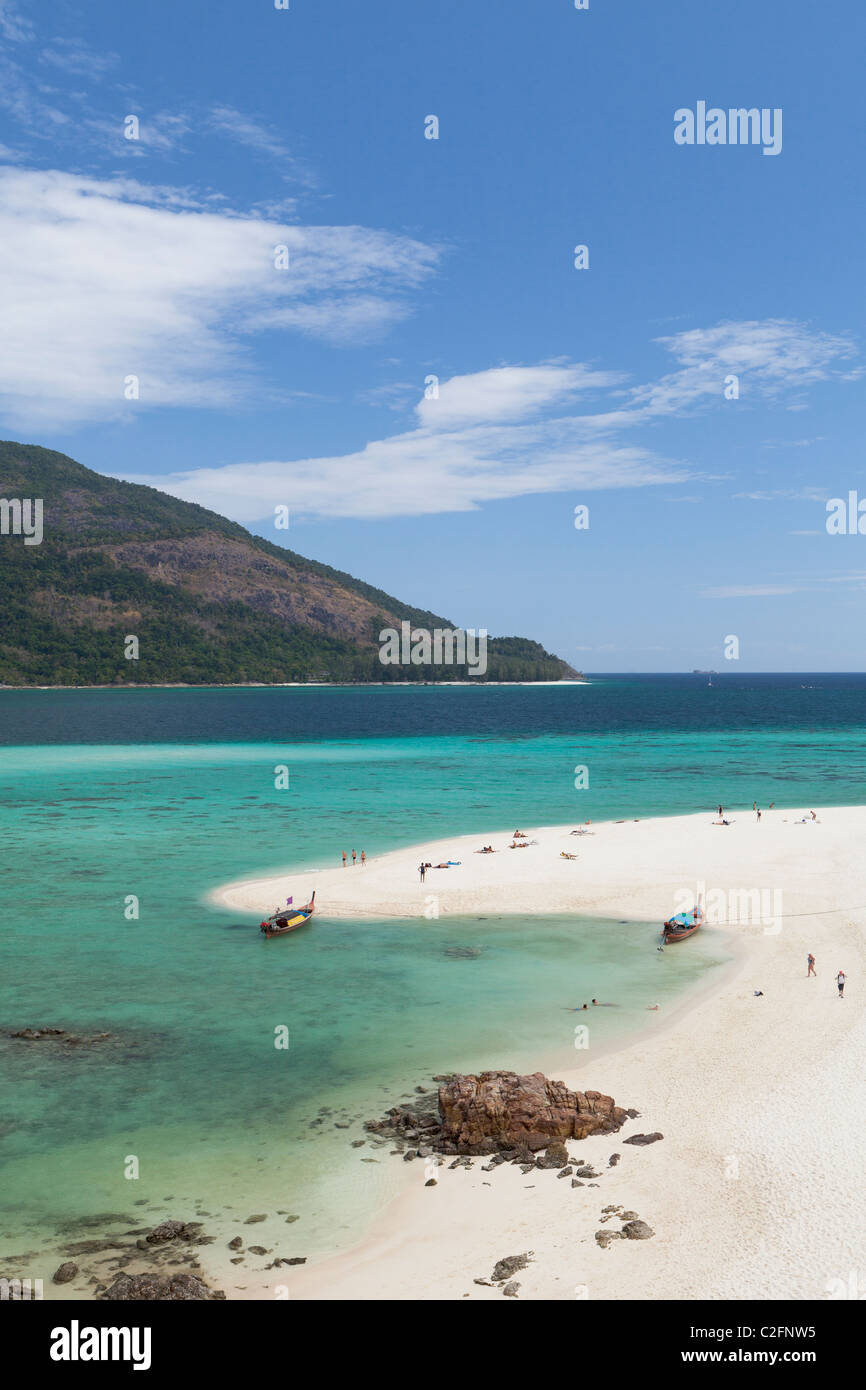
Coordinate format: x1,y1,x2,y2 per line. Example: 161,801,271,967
1,0,865,670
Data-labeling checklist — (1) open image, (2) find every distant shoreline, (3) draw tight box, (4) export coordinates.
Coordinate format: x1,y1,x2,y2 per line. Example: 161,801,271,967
0,679,590,691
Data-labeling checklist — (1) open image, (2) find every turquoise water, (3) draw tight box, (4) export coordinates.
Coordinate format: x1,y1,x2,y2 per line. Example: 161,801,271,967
2,676,865,1276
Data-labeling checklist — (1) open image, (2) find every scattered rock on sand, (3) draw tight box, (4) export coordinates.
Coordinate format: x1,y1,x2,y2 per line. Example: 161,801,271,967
502,1281,520,1297
623,1132,663,1146
228,1237,243,1250
535,1140,569,1170
608,1153,621,1167
622,1220,655,1240
492,1252,532,1282
244,1214,268,1224
53,1262,78,1284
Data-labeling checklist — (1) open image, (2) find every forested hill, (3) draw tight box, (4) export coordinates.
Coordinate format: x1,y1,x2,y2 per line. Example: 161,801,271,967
0,441,581,687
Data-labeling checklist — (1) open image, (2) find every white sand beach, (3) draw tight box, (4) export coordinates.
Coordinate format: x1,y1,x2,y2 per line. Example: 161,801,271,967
209,806,866,1300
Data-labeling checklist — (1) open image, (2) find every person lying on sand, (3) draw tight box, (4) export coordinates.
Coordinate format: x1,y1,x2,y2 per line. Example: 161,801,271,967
646,1003,660,1011
591,998,617,1006
712,818,731,825
475,845,496,853
560,851,578,860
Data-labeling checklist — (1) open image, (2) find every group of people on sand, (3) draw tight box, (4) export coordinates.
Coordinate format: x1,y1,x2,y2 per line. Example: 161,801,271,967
714,801,783,825
418,860,462,881
714,802,822,827
341,849,366,866
806,953,847,996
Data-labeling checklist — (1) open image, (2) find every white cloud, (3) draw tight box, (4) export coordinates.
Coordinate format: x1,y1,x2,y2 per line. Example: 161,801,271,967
115,319,858,524
0,167,440,427
631,319,855,415
123,430,677,523
414,363,620,430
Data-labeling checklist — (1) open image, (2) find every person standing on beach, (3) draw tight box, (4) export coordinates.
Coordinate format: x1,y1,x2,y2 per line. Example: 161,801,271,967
837,970,846,997
352,849,357,866
756,807,762,821
342,851,347,868
361,850,366,866
419,863,426,883
718,805,723,817
807,952,817,977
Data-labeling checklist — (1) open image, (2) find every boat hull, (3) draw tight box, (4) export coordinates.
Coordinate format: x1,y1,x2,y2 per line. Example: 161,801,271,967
260,894,316,938
662,906,701,944
663,923,700,943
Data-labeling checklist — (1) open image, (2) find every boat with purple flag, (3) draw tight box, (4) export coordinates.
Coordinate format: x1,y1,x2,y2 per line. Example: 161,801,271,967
259,892,316,938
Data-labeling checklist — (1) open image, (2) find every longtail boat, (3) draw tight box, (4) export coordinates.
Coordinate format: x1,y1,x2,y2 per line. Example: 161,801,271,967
660,902,702,946
260,892,315,939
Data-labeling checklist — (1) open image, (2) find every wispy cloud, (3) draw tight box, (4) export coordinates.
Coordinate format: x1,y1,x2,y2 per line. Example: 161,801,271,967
117,319,858,524
40,37,119,79
630,320,855,416
0,0,33,42
733,487,828,502
0,168,440,428
208,106,299,166
702,585,803,599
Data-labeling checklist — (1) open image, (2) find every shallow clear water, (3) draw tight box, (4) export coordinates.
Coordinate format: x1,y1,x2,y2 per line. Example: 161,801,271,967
2,675,864,1267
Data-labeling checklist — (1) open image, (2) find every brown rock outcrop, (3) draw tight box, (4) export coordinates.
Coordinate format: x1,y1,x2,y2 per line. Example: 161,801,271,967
99,1272,225,1301
437,1071,628,1154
